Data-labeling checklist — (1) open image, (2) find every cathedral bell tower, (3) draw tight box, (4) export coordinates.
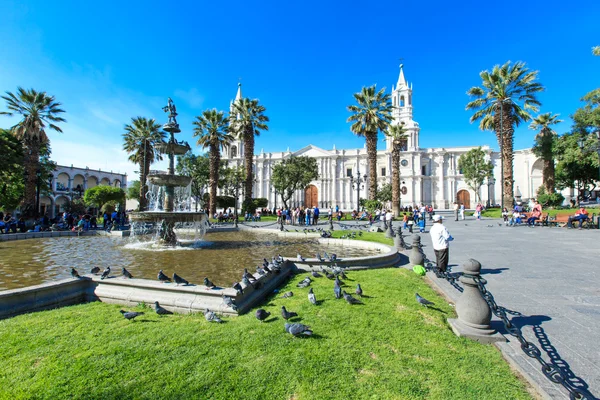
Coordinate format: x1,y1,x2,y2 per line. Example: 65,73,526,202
227,82,244,159
387,64,420,151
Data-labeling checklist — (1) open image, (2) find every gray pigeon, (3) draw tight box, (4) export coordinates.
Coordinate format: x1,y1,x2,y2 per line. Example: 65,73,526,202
241,275,254,288
342,291,363,305
316,253,324,262
173,273,189,286
222,295,238,311
122,267,133,279
329,253,337,262
157,269,171,283
285,323,313,337
323,251,330,260
90,266,100,275
281,291,294,298
204,309,223,323
256,266,267,276
311,270,323,278
120,310,144,321
243,268,256,282
297,277,312,288
297,253,305,262
356,284,363,298
255,309,270,322
100,266,111,280
281,306,298,320
334,282,342,299
154,301,173,315
71,268,81,279
415,293,434,307
232,282,243,294
203,277,216,289
308,288,317,305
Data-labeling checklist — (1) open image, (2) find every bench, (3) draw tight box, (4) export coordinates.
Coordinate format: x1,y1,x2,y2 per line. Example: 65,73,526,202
521,212,549,226
549,213,597,229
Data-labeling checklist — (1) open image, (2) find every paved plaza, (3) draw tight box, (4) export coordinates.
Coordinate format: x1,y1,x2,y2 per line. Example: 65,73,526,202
243,217,599,399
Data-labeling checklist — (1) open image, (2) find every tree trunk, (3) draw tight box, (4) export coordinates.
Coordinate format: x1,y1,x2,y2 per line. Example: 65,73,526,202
391,147,400,216
543,159,555,193
138,159,147,212
209,144,220,216
495,103,515,208
244,128,254,206
22,143,40,218
366,132,378,200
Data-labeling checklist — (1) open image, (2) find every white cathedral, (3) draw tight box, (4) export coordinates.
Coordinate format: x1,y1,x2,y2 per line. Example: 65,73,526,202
224,65,548,211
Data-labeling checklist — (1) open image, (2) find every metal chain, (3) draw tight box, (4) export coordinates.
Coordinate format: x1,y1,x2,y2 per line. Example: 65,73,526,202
425,248,595,400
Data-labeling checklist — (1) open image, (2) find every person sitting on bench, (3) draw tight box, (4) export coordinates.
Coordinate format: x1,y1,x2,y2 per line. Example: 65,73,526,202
527,200,542,227
568,207,589,229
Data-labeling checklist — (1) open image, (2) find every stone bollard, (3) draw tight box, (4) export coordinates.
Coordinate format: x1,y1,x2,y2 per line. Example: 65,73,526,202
448,259,505,344
329,217,334,231
393,226,406,251
409,234,424,266
385,221,393,238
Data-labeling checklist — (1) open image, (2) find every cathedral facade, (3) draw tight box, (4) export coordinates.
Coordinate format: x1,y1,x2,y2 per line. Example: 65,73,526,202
224,66,545,211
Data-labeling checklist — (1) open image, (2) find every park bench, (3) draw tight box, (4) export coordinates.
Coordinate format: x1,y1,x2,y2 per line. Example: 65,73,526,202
549,213,597,229
521,212,549,226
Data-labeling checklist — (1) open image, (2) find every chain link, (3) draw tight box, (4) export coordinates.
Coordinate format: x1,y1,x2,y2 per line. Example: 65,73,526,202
422,244,595,400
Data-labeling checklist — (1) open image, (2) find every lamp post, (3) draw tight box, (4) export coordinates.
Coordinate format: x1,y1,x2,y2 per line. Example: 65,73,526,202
350,165,367,211
270,186,278,210
233,174,239,228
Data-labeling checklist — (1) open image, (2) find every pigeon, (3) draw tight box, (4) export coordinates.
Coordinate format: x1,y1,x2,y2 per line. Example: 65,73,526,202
415,293,434,307
334,283,342,299
263,264,272,273
308,288,317,305
71,268,81,279
100,266,111,280
263,258,270,267
173,272,189,286
343,291,363,305
285,323,313,337
157,269,171,283
232,282,244,294
204,309,223,323
281,291,294,298
297,253,305,262
204,277,216,289
222,295,238,311
297,277,312,288
90,266,100,275
356,284,363,298
243,268,256,282
316,253,324,262
311,270,323,278
154,301,173,315
323,251,330,260
281,306,298,320
120,310,144,321
329,253,337,262
241,275,254,288
256,266,267,276
122,267,133,279
335,276,345,287
276,254,284,263
255,309,270,322
325,270,336,280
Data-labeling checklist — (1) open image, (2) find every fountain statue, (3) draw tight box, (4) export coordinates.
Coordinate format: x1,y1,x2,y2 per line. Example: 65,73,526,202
128,98,208,246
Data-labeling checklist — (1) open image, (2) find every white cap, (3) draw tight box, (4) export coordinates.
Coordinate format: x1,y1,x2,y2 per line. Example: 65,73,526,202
432,215,443,222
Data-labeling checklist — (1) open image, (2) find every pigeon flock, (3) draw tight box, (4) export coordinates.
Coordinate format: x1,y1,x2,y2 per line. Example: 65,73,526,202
73,252,436,335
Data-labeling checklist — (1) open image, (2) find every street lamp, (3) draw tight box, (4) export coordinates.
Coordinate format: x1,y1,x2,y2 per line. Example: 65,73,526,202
270,186,278,210
350,165,367,211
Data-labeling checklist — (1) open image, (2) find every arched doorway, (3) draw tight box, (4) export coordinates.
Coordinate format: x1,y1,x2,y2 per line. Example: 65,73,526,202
304,185,318,208
457,189,470,209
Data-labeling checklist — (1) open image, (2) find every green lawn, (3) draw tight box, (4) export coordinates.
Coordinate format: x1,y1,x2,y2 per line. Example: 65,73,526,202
331,229,394,246
481,207,598,219
0,269,531,399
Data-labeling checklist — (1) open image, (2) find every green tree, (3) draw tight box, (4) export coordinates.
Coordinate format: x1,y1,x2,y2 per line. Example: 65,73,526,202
220,165,245,215
555,132,599,202
122,117,166,211
375,183,392,203
1,87,66,217
229,97,269,205
271,156,319,210
466,61,544,207
176,152,210,211
347,85,393,200
593,46,600,56
193,109,233,215
457,147,494,203
0,128,25,211
83,185,126,212
530,112,562,193
384,122,408,215
126,181,141,200
572,88,600,131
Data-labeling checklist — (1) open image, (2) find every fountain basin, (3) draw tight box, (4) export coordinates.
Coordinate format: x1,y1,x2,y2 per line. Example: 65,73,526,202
155,142,190,155
128,211,207,224
147,174,192,187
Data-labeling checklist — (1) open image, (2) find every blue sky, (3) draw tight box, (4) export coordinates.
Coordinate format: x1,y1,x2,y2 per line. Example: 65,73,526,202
1,0,598,181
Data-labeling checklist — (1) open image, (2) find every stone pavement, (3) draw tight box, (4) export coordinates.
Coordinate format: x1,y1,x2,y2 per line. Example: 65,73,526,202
240,218,599,399
418,217,600,400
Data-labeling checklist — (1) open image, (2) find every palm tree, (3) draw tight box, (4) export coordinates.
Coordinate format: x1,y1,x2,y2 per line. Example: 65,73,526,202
466,61,544,208
385,122,408,216
347,85,393,200
193,109,233,215
1,87,66,217
530,112,562,194
593,46,600,56
229,98,269,206
122,117,166,211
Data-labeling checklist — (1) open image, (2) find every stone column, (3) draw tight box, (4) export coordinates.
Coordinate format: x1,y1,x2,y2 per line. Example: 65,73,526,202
414,177,422,205
448,259,505,344
436,152,445,209
332,159,337,208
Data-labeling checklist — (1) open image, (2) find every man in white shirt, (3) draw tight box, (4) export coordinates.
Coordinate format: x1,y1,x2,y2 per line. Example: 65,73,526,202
429,215,453,272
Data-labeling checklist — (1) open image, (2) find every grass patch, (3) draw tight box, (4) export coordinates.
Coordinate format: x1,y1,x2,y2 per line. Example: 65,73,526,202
481,207,598,219
0,269,531,399
330,229,394,246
